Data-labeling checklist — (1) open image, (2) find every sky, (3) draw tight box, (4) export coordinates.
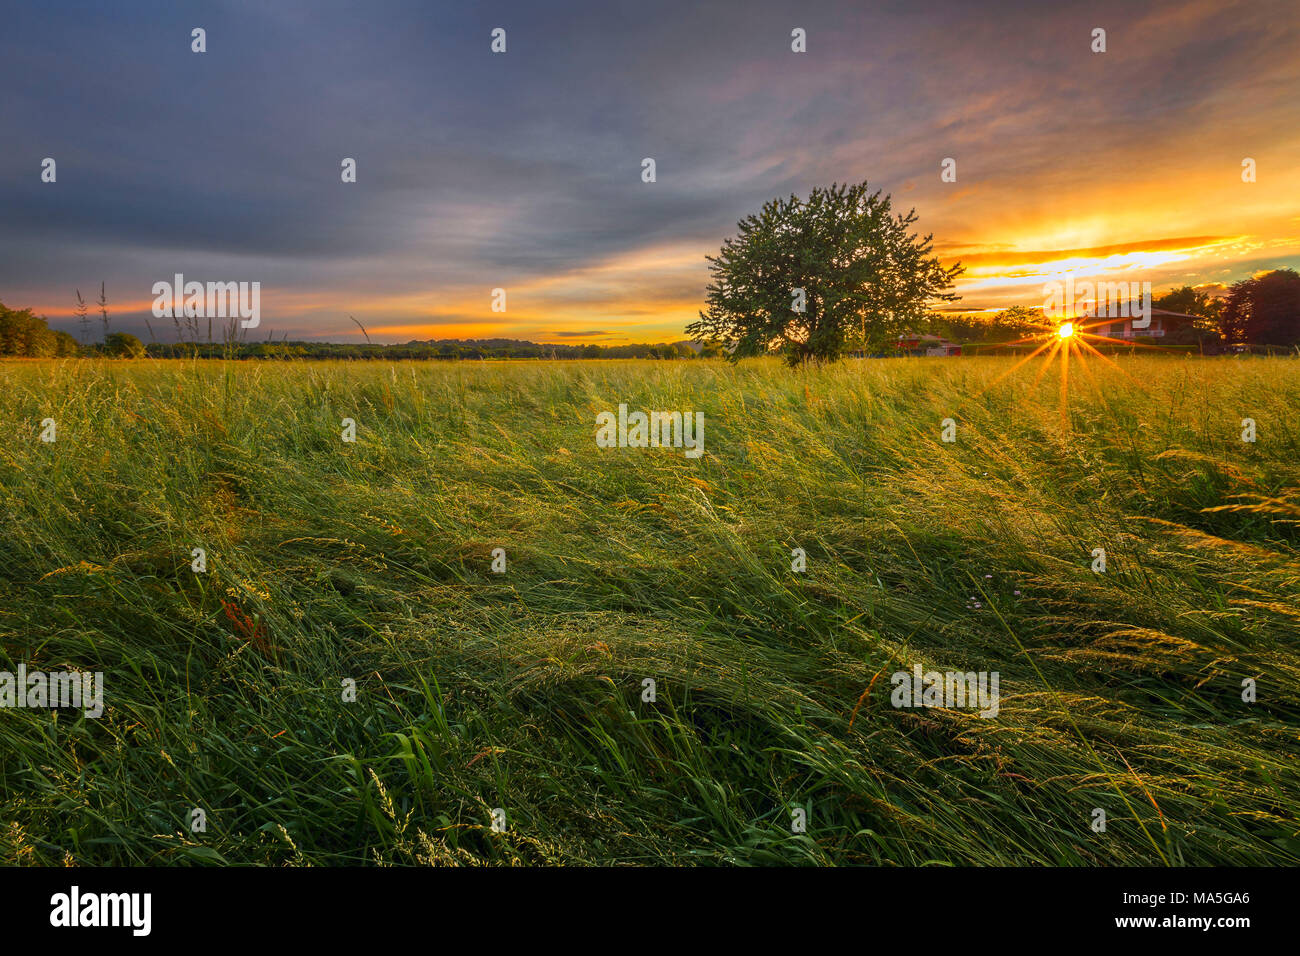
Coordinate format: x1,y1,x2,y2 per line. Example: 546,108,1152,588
1,0,1297,345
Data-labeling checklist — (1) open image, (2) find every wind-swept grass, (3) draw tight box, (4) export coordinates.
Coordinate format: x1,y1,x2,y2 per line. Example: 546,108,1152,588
0,354,1297,865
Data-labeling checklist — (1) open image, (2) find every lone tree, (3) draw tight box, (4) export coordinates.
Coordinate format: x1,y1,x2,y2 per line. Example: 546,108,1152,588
688,182,962,364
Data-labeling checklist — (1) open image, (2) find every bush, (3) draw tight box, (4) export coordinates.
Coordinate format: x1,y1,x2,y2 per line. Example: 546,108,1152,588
104,332,146,358
53,330,80,357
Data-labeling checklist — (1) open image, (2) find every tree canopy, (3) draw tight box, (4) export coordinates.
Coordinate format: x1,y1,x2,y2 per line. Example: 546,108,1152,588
687,182,962,364
0,302,62,357
1153,286,1222,327
1219,269,1300,346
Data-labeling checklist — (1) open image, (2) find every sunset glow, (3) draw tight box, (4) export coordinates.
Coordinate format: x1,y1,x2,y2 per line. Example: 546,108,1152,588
1,2,1297,343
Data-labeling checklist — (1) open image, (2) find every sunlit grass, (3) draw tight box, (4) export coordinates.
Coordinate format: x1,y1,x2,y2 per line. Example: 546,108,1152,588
0,354,1297,865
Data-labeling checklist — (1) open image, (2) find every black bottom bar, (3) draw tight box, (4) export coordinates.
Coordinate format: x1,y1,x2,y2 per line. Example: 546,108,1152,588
5,866,1269,942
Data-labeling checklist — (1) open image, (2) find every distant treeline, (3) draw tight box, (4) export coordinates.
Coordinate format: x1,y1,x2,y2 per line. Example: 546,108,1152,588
0,304,82,356
0,306,713,359
145,338,709,360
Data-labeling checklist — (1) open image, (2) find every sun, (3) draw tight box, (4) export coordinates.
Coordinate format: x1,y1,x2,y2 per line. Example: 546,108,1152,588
961,311,1172,433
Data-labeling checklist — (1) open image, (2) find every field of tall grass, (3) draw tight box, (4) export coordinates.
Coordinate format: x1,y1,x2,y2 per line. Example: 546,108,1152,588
0,354,1297,865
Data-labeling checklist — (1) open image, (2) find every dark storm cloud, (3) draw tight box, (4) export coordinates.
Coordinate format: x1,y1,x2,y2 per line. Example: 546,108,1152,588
0,0,1295,338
